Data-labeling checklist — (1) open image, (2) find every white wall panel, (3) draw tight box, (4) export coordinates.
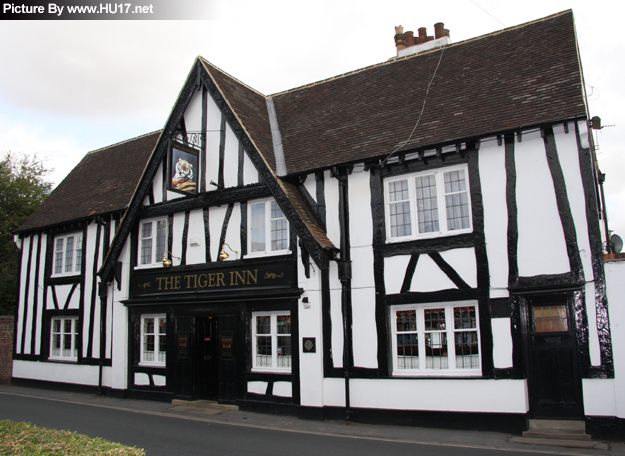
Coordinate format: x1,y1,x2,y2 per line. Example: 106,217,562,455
33,234,47,355
205,96,222,191
384,256,411,295
348,171,372,249
303,173,317,203
186,209,206,265
351,287,378,369
242,150,258,185
16,236,31,353
478,139,509,297
491,318,513,368
515,131,570,276
183,90,203,132
273,382,292,398
172,212,186,262
605,261,625,418
324,170,341,248
247,381,268,395
223,125,239,188
411,254,456,292
348,378,528,413
583,379,617,416
439,248,477,288
13,360,99,386
152,163,163,204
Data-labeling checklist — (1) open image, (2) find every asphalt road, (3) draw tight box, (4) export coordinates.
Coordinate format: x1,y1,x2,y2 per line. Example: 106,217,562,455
0,389,620,456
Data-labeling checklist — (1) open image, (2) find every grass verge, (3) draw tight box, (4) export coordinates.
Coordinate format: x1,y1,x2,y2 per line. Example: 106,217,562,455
0,420,145,455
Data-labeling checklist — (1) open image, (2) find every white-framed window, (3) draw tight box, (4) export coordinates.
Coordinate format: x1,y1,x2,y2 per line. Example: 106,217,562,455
139,218,167,266
390,301,481,376
248,199,289,256
252,311,291,372
140,314,167,366
385,164,472,241
53,233,83,276
50,317,78,361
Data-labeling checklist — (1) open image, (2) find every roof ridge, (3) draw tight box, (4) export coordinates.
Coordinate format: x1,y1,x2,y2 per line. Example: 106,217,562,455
86,130,161,155
269,9,573,97
198,56,267,98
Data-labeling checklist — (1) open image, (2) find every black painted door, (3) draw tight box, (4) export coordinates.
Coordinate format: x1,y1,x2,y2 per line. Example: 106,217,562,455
196,317,219,400
527,297,584,419
174,316,193,400
218,315,237,403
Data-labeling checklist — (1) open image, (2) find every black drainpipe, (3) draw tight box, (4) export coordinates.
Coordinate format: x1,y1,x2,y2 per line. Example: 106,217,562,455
598,172,611,254
335,167,353,421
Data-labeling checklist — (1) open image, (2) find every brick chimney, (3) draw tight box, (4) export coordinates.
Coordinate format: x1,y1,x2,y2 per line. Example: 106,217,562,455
394,23,451,57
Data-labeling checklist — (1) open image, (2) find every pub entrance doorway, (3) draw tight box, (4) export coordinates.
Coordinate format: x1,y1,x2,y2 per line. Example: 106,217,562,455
174,314,238,403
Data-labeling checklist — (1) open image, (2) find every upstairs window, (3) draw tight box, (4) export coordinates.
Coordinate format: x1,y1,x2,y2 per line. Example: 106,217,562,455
248,199,289,255
139,218,167,266
386,165,472,241
391,302,481,376
53,233,83,276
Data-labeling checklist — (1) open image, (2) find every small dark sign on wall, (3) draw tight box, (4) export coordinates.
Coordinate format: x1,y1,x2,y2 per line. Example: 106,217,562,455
221,332,233,360
130,260,293,298
178,334,189,358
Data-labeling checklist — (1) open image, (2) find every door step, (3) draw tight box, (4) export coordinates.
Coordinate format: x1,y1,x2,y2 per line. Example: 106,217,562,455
509,420,610,450
171,399,238,411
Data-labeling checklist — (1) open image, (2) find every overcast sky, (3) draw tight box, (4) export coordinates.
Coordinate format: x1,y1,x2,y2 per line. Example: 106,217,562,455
1,0,623,243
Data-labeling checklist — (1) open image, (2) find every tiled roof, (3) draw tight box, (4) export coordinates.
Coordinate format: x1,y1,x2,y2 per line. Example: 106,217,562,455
270,10,585,175
17,131,160,232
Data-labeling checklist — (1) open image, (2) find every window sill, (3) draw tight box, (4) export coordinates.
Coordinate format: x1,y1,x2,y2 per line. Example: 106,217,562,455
251,368,291,374
386,228,473,243
392,370,482,378
139,362,166,368
134,263,165,271
51,272,81,278
244,250,291,259
47,357,77,363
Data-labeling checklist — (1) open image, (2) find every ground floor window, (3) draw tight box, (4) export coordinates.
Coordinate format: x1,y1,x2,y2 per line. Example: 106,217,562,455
141,314,166,366
252,311,291,372
50,317,78,361
391,301,480,375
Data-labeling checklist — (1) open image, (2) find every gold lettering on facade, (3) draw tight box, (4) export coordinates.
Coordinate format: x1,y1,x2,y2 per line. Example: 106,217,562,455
137,282,151,289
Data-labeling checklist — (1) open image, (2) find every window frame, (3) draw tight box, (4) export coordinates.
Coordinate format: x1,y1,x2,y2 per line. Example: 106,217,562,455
384,164,473,242
390,301,481,377
139,314,167,367
251,311,292,373
52,232,83,277
49,317,79,361
137,217,168,268
246,199,290,257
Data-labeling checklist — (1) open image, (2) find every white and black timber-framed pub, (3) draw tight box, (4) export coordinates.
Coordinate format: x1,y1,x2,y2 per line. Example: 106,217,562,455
11,10,625,439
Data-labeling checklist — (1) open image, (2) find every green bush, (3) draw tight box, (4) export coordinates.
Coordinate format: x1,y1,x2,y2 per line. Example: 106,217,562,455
0,420,145,455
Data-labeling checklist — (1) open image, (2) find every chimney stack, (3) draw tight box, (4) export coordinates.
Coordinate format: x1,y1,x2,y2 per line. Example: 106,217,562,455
394,23,451,57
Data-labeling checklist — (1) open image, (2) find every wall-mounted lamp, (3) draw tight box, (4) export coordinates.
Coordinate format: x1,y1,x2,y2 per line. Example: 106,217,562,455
162,251,180,268
219,243,238,260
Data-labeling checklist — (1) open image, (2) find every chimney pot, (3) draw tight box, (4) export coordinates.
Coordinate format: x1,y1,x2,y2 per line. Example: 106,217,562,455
404,31,415,47
418,27,427,42
434,22,445,39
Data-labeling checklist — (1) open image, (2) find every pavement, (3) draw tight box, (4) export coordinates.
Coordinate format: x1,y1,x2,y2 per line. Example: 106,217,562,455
1,384,624,456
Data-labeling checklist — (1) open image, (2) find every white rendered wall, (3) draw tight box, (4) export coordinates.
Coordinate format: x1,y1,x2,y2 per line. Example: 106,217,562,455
478,138,509,298
110,240,131,390
297,243,325,407
323,377,527,413
172,212,186,263
205,95,222,191
515,130,570,276
605,260,625,418
13,360,99,386
183,90,203,132
324,170,341,248
15,236,30,353
82,223,98,358
302,173,317,203
32,234,46,355
348,170,377,369
384,256,410,294
152,162,164,204
491,318,513,368
186,209,206,265
223,125,239,188
242,150,258,186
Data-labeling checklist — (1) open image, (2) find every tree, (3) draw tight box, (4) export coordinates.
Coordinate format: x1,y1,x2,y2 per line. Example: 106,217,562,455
0,152,52,316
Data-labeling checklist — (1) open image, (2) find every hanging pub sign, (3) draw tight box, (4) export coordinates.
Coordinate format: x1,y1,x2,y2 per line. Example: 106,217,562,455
129,260,293,298
168,140,199,196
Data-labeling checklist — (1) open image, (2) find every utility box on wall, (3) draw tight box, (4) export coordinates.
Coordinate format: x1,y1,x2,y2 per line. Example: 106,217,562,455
0,317,14,384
